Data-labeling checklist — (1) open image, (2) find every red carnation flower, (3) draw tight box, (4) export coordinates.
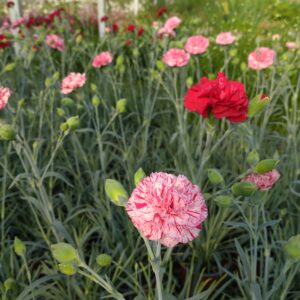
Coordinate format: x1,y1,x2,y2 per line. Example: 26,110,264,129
112,23,119,33
127,24,136,32
137,27,144,36
157,6,167,17
184,72,248,123
100,15,108,22
0,34,11,49
126,39,132,47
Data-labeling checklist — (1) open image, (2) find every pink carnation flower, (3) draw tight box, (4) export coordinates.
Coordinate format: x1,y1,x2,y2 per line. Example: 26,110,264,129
61,72,86,94
92,51,113,68
163,48,190,67
248,47,276,70
46,34,65,52
158,26,176,38
164,16,181,30
216,32,236,45
286,42,297,49
0,86,12,110
126,172,208,247
184,35,209,55
243,169,280,191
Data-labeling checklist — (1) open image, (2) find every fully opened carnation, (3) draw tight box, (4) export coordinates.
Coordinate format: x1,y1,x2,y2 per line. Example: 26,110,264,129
184,72,248,122
243,169,280,191
216,32,236,45
0,87,12,110
92,51,113,68
184,35,209,55
126,172,208,247
61,72,86,94
46,34,65,52
248,47,275,70
163,48,190,67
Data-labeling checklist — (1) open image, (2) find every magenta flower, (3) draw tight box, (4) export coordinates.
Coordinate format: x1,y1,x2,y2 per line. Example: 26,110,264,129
286,42,297,49
184,35,209,55
163,48,190,67
216,32,236,45
0,86,12,110
92,51,113,68
243,169,280,191
61,72,86,94
126,172,208,248
46,34,65,52
248,47,276,70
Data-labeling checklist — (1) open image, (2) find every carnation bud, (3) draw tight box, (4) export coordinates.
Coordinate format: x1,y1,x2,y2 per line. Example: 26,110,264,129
58,263,77,275
96,254,112,266
75,34,83,44
105,179,128,206
247,150,260,166
133,48,139,58
4,278,15,291
18,99,26,108
66,116,80,130
45,77,52,88
232,57,239,65
284,235,300,262
231,181,257,196
92,95,101,107
156,60,166,72
4,62,16,72
134,168,146,186
60,122,69,132
203,193,212,200
116,55,124,67
207,169,224,185
229,49,237,57
254,159,279,174
61,97,75,107
186,77,193,88
90,83,97,92
240,62,247,72
214,195,233,207
14,237,26,257
57,108,65,117
53,72,60,81
51,243,79,264
116,99,127,113
248,94,271,117
0,124,16,141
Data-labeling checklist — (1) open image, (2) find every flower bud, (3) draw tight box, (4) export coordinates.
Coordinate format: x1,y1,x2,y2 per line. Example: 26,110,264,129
207,169,224,185
240,62,247,72
214,195,233,207
284,235,300,261
58,263,77,275
90,83,97,92
62,97,75,107
96,254,112,266
45,77,52,88
186,77,193,88
51,243,79,264
105,179,128,206
53,72,60,81
57,108,65,117
14,237,26,256
134,168,146,186
60,122,69,132
18,99,26,108
0,124,16,141
4,62,16,72
156,60,166,72
116,55,124,67
248,94,271,117
133,48,139,58
116,99,127,113
247,150,260,166
229,49,237,57
92,95,101,107
254,159,279,174
66,116,80,130
231,181,257,196
4,278,15,291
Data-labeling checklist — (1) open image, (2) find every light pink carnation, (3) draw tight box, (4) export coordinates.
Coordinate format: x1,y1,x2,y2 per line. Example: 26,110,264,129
243,169,280,191
286,42,297,49
158,26,176,38
163,48,190,67
216,32,236,45
248,47,276,70
184,35,209,55
126,172,208,247
0,86,12,110
92,51,113,68
46,34,65,52
61,72,86,94
164,16,181,30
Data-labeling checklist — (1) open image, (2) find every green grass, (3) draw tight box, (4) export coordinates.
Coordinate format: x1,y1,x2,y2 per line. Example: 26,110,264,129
0,0,300,299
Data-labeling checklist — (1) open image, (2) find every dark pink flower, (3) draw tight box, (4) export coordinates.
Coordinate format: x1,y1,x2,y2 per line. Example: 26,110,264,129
46,34,65,52
92,51,113,68
0,86,12,110
243,169,280,191
248,47,275,70
61,72,86,94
